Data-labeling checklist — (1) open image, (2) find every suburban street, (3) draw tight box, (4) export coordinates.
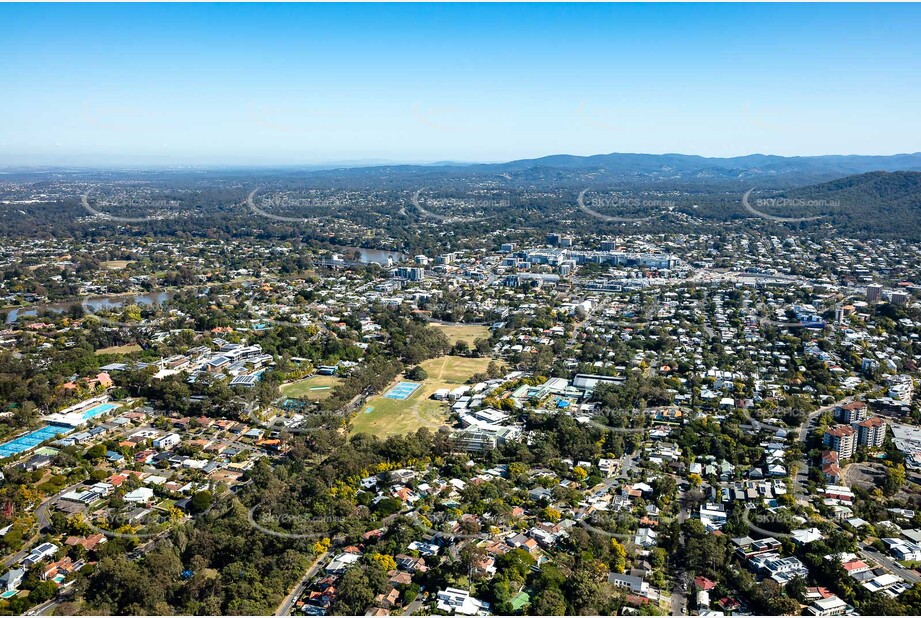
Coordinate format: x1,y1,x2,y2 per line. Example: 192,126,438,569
276,551,331,616
860,544,921,585
0,478,86,569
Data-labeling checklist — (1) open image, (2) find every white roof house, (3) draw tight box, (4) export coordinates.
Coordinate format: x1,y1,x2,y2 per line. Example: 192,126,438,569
124,487,155,503
436,587,490,616
325,552,361,575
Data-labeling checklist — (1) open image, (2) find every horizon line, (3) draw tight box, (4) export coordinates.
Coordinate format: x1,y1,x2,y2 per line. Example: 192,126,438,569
3,149,921,172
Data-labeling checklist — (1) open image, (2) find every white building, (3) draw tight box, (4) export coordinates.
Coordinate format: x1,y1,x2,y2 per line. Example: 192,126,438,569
153,433,181,450
608,573,649,595
124,487,155,503
325,552,361,575
749,553,809,586
21,542,58,567
807,595,848,616
436,587,490,616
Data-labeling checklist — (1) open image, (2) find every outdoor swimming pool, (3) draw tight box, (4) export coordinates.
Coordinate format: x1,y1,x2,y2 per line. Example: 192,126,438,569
0,424,72,458
80,402,118,420
384,381,421,400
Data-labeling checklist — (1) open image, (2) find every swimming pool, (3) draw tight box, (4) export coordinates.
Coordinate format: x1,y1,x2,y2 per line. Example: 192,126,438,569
80,402,118,420
384,381,421,400
0,424,72,458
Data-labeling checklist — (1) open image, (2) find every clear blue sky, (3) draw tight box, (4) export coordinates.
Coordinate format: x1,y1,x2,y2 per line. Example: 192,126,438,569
1,3,920,166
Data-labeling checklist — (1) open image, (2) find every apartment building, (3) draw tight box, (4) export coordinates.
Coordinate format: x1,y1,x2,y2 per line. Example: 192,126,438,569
856,416,886,448
835,401,868,424
823,425,856,460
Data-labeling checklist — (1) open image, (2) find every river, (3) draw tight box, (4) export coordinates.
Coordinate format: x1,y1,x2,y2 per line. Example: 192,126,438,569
339,247,408,266
4,291,172,324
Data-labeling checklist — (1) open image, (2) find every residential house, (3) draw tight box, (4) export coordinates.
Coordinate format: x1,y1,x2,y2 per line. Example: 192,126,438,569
749,553,809,586
807,595,849,616
608,573,649,596
0,568,25,592
436,587,490,616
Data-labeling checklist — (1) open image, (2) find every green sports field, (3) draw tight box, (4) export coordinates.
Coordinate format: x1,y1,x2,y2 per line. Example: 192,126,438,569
349,355,499,437
280,374,342,401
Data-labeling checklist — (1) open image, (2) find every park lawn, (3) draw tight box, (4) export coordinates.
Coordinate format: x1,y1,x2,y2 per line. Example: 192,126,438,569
350,355,499,438
95,344,143,355
280,374,342,401
432,323,490,347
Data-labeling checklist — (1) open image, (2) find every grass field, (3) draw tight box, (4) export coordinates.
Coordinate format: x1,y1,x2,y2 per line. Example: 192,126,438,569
95,344,143,355
280,374,342,401
101,260,135,270
433,323,490,346
350,355,497,438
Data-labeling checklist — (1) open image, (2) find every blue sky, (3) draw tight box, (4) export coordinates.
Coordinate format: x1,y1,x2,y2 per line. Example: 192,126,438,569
1,3,920,166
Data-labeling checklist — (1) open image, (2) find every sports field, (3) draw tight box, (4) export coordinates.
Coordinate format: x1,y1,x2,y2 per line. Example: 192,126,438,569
95,344,143,355
280,374,341,401
101,260,135,270
350,355,498,437
432,323,490,346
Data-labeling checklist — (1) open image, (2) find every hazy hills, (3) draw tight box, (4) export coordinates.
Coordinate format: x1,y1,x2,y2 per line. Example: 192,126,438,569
6,151,921,191
300,151,921,189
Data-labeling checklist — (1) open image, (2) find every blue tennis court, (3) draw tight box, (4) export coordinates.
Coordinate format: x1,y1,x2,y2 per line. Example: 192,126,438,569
0,424,72,458
384,381,421,400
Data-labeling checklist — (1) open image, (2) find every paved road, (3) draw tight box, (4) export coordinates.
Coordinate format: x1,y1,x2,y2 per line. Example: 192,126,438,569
276,551,331,616
790,398,851,498
670,588,686,616
24,597,58,616
860,544,921,584
402,592,428,616
670,502,689,616
1,478,87,569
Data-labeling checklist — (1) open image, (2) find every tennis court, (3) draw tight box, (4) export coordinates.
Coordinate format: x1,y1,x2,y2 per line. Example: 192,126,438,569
384,381,421,400
0,424,73,458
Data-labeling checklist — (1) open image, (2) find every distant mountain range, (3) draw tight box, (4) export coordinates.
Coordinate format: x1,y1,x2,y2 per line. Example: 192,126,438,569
7,151,921,189
310,151,921,189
